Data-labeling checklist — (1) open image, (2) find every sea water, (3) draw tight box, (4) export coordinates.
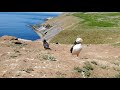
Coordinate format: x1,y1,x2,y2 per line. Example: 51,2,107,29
0,12,60,40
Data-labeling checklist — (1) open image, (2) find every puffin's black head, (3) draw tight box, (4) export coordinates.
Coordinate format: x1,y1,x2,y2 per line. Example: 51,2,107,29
43,39,46,43
43,39,51,50
74,41,81,45
74,38,83,44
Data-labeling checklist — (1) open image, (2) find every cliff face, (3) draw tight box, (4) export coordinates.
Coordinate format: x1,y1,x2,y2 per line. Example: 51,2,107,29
0,35,120,78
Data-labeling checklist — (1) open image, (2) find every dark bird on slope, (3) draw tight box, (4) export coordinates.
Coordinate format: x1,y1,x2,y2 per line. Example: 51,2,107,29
43,39,51,50
70,38,83,57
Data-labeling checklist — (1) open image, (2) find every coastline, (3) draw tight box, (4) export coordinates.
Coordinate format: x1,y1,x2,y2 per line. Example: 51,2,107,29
31,14,63,41
31,22,63,41
31,12,79,41
29,24,51,41
30,25,44,39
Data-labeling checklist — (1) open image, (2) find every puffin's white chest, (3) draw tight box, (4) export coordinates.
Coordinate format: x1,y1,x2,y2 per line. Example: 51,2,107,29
72,44,82,55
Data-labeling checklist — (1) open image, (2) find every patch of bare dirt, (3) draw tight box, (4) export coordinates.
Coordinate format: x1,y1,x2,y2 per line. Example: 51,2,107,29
0,36,120,78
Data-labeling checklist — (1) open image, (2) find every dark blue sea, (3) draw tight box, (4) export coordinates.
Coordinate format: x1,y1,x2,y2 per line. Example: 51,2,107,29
0,12,60,40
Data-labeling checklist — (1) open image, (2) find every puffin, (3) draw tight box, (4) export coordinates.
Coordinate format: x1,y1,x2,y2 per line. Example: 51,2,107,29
43,39,51,50
70,38,83,57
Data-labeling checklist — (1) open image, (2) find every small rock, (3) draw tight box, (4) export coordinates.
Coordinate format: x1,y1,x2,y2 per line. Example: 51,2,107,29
26,68,34,73
56,42,59,44
14,41,22,44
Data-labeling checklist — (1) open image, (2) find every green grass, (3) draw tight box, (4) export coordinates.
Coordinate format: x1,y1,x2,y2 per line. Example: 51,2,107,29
50,26,120,44
42,54,57,61
112,43,120,47
114,73,120,78
87,21,116,27
74,62,94,78
91,61,98,65
100,65,108,69
103,12,120,16
83,62,94,71
50,12,120,44
74,67,82,73
73,12,120,27
74,66,91,78
10,55,18,58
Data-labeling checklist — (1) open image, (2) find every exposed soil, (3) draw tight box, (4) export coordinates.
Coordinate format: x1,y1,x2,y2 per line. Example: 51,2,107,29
0,36,120,78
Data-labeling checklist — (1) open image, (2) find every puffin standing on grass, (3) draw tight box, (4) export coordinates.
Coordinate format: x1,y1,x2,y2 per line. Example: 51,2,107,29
43,39,51,50
70,38,83,57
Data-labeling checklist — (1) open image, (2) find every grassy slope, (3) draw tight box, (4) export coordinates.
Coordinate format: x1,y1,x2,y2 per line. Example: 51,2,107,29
50,12,120,44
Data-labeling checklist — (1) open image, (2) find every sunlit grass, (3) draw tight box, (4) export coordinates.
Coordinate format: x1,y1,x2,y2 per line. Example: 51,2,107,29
50,12,120,44
73,12,120,27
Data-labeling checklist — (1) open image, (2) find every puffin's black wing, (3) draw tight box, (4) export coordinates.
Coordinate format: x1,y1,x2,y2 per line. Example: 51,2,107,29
70,41,76,53
74,41,77,45
70,45,74,53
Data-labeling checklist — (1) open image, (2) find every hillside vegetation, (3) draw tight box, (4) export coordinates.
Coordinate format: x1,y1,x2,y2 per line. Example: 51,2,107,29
50,12,120,44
